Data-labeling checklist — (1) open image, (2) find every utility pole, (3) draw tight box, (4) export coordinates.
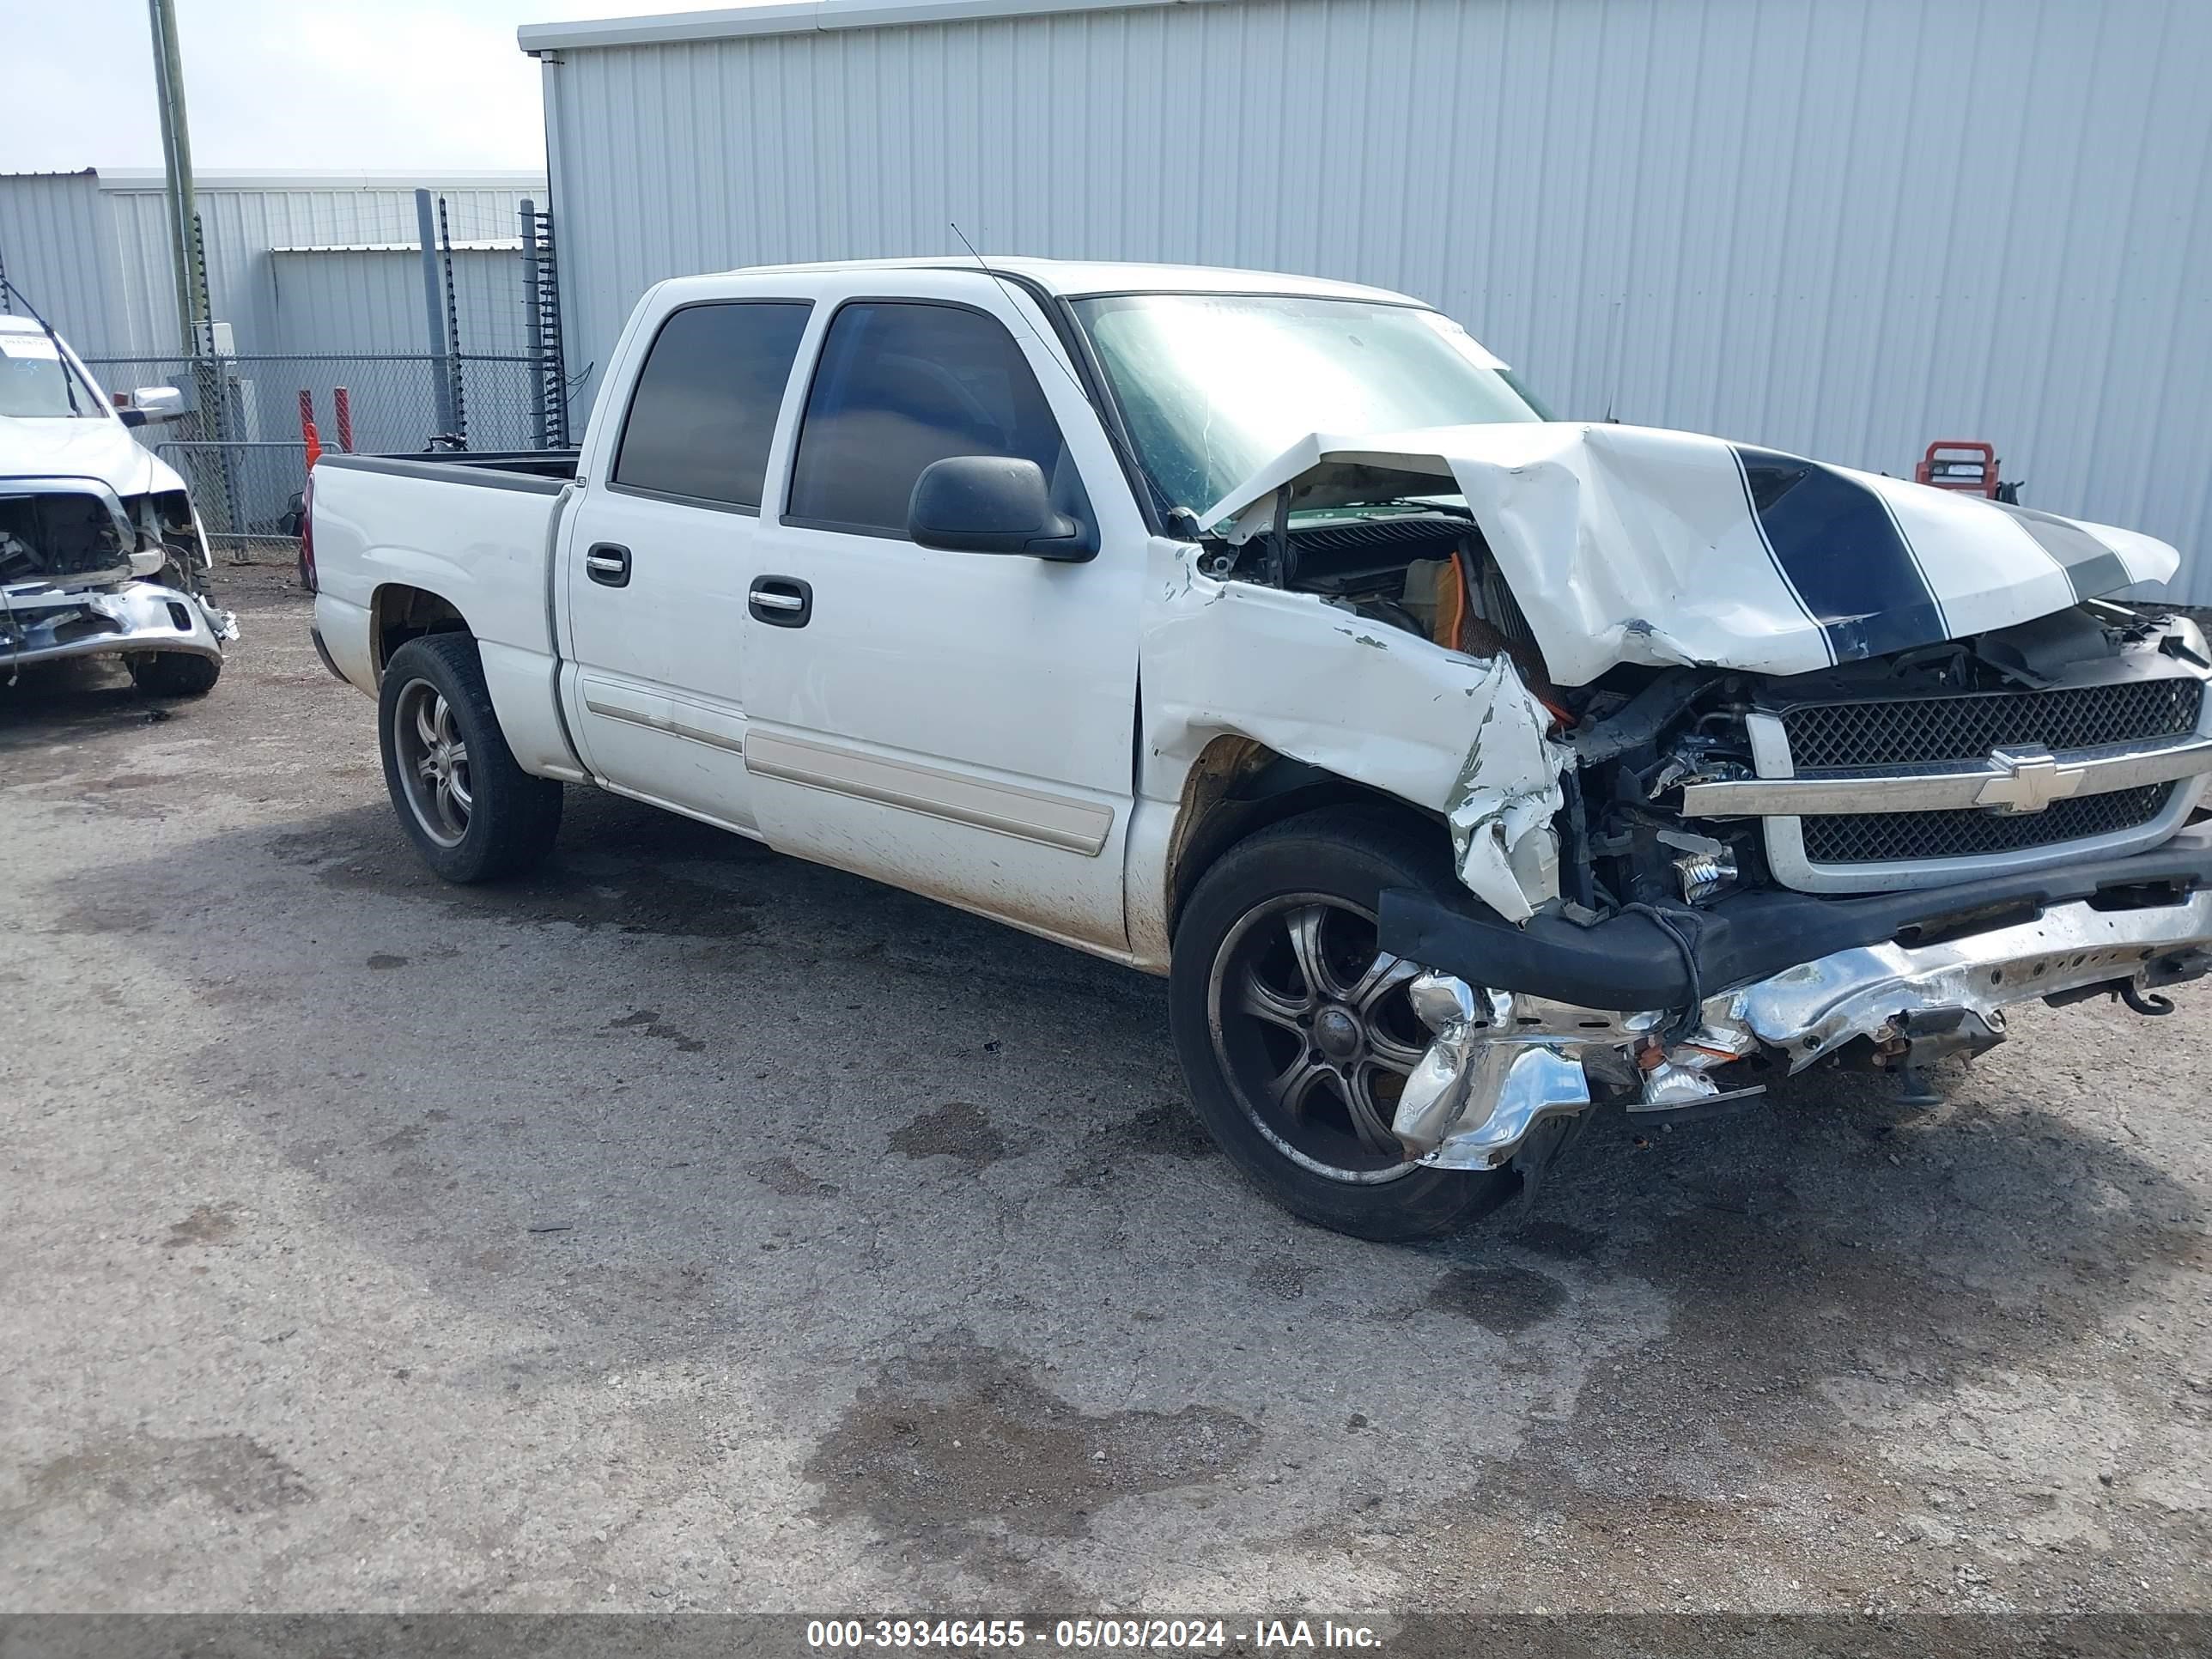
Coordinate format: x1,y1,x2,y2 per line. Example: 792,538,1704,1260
148,0,210,354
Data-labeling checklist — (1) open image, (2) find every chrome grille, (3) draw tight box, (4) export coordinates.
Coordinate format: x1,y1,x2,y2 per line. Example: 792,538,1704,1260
1800,784,2177,865
1782,678,2202,771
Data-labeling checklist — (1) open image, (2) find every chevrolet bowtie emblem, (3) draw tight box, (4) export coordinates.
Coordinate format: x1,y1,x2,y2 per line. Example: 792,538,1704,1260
1975,747,2086,814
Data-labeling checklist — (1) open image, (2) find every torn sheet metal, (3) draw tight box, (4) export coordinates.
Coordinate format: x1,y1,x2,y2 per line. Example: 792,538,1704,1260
1200,423,2181,686
1141,540,1570,922
1444,653,1572,923
0,578,232,672
1391,973,1593,1170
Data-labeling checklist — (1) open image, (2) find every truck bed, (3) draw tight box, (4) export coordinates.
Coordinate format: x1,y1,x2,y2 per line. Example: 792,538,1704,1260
317,450,580,493
308,449,581,781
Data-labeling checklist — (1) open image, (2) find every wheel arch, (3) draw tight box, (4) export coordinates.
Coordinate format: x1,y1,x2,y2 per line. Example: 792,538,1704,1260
371,583,473,678
1161,734,1443,945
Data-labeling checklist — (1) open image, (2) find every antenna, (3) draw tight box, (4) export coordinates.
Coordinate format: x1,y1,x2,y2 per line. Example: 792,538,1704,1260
949,222,1091,404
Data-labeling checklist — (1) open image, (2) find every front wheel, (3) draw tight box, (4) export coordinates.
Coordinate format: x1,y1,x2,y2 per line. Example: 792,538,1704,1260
1169,805,1520,1242
130,651,222,697
379,633,562,883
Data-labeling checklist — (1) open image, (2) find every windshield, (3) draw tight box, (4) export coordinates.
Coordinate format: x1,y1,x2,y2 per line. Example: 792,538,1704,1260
1070,292,1547,522
0,331,101,419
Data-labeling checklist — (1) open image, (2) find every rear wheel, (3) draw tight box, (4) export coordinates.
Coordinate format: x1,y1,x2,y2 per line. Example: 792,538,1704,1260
129,651,222,697
1170,805,1520,1241
379,634,562,883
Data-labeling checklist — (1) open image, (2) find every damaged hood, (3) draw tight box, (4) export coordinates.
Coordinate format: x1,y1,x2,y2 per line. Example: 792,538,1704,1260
1201,422,2181,685
0,413,183,500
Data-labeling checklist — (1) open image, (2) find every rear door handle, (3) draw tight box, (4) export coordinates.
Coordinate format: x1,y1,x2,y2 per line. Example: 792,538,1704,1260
749,575,811,627
585,543,631,587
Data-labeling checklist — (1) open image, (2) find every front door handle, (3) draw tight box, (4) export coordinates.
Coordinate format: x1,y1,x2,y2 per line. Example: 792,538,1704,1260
584,543,631,587
749,575,811,628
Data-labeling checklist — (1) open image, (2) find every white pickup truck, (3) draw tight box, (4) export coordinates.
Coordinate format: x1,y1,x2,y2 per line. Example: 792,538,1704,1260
307,258,2212,1240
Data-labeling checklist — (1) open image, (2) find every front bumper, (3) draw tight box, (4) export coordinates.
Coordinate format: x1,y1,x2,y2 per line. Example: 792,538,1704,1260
1380,826,2212,1011
1388,853,2212,1172
1723,886,2212,1064
0,580,236,670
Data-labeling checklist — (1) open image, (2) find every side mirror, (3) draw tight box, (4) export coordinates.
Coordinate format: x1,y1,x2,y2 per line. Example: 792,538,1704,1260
908,455,1097,562
129,386,185,423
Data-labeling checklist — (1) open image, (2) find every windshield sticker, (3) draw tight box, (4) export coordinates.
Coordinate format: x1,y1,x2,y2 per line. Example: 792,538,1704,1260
0,334,63,360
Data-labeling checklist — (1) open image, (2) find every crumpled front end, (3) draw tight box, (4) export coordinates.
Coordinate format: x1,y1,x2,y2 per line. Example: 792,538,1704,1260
0,578,236,672
1200,422,2181,687
1386,866,2212,1170
1,472,236,677
1152,416,2212,1187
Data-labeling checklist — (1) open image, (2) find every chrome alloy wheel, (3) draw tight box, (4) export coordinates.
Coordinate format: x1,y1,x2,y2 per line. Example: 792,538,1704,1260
1205,893,1431,1182
392,678,472,848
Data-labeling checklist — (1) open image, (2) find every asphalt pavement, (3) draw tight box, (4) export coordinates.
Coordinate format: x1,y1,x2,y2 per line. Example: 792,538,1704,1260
3,568,2208,1616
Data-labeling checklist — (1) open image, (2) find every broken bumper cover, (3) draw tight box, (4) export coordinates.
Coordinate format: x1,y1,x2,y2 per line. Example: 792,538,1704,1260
1379,827,2212,1012
0,580,236,670
1721,884,2212,1056
1382,830,2212,1170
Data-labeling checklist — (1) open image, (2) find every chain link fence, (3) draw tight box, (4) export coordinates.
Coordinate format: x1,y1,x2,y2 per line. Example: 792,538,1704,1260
84,351,546,557
61,191,574,562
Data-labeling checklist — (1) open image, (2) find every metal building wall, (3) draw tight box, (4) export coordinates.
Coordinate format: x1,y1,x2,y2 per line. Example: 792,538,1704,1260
248,246,542,457
0,172,125,354
267,246,533,359
99,174,543,356
0,170,544,360
538,0,2212,599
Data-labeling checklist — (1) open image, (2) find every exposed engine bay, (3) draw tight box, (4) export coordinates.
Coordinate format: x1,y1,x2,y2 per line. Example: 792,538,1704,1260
1187,476,2212,1180
0,484,202,585
1203,489,2211,910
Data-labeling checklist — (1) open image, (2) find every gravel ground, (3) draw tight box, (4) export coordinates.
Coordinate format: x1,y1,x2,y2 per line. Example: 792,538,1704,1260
2,568,2209,1616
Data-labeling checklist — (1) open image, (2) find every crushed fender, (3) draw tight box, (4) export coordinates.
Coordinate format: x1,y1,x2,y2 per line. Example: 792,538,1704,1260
1142,539,1573,923
1443,653,1571,923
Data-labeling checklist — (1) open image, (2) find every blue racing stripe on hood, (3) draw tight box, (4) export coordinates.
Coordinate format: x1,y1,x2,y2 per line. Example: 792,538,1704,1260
1731,445,1948,664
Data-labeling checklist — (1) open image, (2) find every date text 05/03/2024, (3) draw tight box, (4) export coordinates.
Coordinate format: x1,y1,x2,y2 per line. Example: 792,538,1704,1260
804,1619,1385,1650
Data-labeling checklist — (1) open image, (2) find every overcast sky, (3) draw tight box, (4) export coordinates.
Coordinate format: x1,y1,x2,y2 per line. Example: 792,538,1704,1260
0,0,690,173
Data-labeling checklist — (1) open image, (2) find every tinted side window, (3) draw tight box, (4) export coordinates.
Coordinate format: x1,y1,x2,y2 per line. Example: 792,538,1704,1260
612,301,811,508
787,301,1072,534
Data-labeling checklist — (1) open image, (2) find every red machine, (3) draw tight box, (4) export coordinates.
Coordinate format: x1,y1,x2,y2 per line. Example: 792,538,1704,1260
1916,441,2012,499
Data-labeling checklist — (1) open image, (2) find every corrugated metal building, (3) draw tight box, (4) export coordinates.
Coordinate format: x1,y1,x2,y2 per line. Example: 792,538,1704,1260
0,168,544,360
523,0,2212,599
267,243,535,360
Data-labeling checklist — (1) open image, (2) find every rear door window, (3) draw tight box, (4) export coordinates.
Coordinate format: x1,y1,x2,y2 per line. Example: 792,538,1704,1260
611,301,812,510
785,301,1073,536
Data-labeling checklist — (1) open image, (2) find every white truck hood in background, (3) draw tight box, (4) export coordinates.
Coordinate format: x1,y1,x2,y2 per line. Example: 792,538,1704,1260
1202,422,2181,685
0,413,184,500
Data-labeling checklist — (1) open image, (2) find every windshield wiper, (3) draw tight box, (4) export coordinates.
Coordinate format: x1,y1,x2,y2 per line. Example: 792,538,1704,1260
1,273,84,416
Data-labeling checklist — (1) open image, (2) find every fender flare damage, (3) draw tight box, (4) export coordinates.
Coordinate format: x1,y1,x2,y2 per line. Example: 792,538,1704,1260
1145,539,1569,929
1442,653,1571,925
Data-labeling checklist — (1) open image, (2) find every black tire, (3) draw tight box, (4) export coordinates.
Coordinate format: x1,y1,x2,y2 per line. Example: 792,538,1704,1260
379,633,562,883
1170,804,1519,1242
130,651,222,697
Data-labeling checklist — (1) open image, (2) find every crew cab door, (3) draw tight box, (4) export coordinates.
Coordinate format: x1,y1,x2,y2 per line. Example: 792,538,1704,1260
558,294,813,831
739,273,1145,953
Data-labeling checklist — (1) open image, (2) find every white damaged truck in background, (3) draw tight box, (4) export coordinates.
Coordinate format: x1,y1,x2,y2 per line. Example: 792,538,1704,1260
304,259,2212,1240
1,306,237,696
